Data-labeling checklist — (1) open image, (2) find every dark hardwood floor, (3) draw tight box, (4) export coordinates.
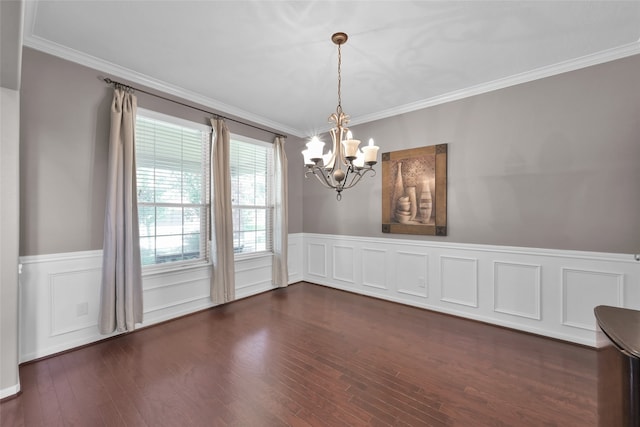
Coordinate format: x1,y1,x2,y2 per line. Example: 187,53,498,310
1,282,603,426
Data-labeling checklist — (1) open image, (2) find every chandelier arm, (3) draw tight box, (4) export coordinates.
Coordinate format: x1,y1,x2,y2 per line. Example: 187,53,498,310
311,175,335,190
306,166,338,189
315,169,336,189
341,163,351,185
343,172,365,190
340,167,376,191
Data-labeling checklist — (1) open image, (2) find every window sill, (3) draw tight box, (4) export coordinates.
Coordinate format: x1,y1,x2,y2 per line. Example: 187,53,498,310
141,260,211,278
140,252,273,277
234,251,274,262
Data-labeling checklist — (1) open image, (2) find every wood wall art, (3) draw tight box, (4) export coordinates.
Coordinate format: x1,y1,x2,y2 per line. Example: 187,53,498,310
381,144,447,235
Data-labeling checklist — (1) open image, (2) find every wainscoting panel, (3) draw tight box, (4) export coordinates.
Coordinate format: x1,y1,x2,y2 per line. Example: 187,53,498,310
306,242,327,278
440,256,478,308
493,261,541,320
50,267,102,336
302,233,640,347
561,268,624,331
333,245,355,283
395,251,428,298
362,247,388,291
18,234,302,362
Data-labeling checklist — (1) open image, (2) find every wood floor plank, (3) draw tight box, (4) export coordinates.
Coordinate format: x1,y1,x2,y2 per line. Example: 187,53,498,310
0,395,25,427
1,282,602,426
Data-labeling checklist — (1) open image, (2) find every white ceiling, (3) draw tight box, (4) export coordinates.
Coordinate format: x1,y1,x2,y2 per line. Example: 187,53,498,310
22,1,640,138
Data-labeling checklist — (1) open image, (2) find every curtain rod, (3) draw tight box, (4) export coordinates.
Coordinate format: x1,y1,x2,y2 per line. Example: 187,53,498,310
103,77,287,139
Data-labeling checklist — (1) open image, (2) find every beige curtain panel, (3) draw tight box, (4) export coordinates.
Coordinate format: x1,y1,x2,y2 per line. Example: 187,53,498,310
210,118,236,303
98,87,143,334
273,136,289,287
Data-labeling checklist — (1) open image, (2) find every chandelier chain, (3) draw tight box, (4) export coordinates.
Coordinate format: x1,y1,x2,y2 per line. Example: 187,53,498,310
337,43,342,113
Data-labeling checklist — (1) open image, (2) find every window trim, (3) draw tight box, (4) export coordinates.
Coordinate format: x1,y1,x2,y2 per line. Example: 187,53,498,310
229,133,275,259
135,108,212,270
137,108,212,134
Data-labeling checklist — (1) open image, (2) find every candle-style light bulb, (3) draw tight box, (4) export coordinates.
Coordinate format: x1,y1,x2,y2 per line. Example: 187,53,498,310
362,138,379,164
305,136,325,161
302,149,314,166
342,130,360,158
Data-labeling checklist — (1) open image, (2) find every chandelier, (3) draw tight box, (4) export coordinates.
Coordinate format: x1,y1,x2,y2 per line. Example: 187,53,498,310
302,32,379,201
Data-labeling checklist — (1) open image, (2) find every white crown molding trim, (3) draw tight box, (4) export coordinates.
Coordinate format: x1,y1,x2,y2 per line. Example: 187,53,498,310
22,0,304,138
20,0,640,138
23,34,303,137
348,42,640,127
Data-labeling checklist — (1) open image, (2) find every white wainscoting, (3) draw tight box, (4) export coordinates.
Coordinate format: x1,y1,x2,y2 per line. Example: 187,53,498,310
19,231,635,361
302,233,640,347
18,233,304,363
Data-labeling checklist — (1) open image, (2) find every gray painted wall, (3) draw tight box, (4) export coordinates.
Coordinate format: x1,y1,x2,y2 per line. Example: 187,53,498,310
20,48,302,256
301,54,640,254
20,47,640,256
286,135,304,234
21,48,110,256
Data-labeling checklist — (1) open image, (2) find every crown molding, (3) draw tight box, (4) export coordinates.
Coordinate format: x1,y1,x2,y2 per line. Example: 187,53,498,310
348,41,640,128
23,33,305,137
22,1,303,138
22,1,640,138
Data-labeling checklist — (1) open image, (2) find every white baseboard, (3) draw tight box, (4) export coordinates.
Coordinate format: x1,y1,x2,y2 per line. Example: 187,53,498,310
0,383,20,400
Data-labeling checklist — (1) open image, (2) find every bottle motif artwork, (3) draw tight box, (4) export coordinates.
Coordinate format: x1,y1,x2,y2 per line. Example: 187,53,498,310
392,162,404,222
406,186,417,221
419,180,432,224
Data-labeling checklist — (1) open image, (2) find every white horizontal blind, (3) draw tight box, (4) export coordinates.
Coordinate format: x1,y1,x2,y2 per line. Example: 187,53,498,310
230,137,273,255
135,111,211,266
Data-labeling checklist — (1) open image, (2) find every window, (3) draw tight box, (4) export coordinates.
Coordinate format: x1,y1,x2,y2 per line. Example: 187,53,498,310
135,109,211,267
230,136,274,255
